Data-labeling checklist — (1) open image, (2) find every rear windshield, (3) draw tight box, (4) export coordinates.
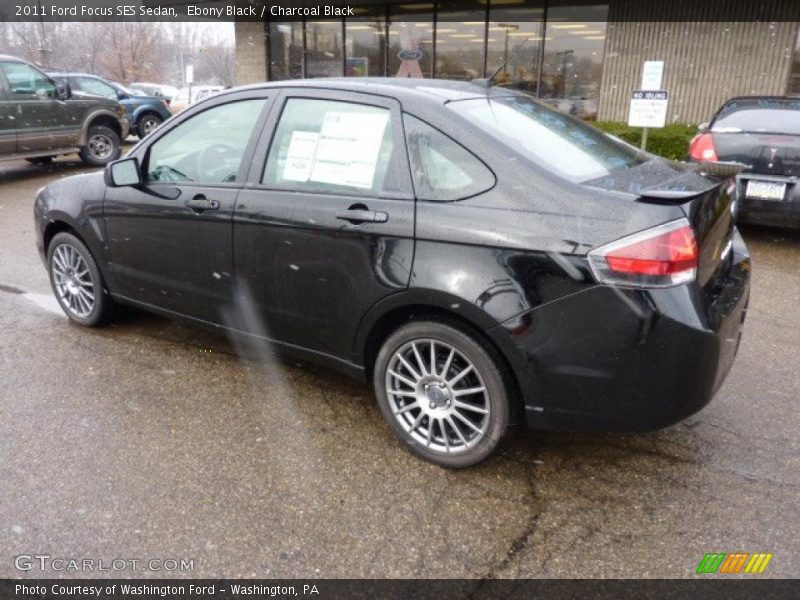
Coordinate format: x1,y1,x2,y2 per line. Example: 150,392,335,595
713,99,800,134
448,95,645,183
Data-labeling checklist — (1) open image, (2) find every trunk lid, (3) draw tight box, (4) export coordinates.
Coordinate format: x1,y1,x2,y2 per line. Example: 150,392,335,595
713,132,800,177
672,182,735,289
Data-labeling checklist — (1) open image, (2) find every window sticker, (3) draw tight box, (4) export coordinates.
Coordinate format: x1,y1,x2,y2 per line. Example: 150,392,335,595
310,111,389,189
282,131,319,182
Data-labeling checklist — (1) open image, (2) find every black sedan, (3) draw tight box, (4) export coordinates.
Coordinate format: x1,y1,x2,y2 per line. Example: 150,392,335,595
690,96,800,229
34,79,750,467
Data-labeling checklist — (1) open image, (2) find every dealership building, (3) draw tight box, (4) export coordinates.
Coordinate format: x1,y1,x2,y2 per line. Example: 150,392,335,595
231,0,800,124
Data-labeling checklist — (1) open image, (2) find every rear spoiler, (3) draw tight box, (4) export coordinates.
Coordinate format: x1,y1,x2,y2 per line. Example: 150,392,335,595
635,161,747,204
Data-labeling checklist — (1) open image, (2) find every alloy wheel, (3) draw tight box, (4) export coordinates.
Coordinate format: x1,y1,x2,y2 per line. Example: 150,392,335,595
51,244,96,318
385,339,490,454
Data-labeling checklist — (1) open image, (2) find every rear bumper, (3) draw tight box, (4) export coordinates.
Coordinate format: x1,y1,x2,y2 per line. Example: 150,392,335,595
736,174,800,229
495,230,751,432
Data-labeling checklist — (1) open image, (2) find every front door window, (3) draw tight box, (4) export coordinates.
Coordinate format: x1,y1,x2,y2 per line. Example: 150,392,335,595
0,62,56,99
146,99,267,185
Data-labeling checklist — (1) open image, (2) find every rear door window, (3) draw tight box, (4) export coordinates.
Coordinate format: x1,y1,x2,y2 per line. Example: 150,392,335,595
403,114,495,201
74,77,117,100
263,98,401,196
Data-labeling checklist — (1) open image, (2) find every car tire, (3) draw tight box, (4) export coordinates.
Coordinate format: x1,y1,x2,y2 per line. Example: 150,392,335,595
136,113,163,138
47,232,114,327
373,320,510,468
25,156,54,165
78,125,121,167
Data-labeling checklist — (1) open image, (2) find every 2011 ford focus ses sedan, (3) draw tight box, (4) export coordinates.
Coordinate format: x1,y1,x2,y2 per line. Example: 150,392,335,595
34,79,751,467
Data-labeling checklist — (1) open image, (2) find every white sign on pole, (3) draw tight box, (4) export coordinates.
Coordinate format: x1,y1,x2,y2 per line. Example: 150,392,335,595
185,65,194,84
641,60,664,91
628,90,669,128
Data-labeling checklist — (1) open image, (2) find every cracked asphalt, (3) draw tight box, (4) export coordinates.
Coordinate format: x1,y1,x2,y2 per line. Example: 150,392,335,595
0,155,798,579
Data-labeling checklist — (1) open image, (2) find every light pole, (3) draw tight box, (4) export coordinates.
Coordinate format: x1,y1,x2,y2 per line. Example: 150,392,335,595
496,23,519,78
36,0,48,67
556,49,574,97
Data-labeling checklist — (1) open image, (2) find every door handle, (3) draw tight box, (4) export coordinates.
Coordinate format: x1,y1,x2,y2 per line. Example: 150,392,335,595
335,209,388,224
185,194,220,212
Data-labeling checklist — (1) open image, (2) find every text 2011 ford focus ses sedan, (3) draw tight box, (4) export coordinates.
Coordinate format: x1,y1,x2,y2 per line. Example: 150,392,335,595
34,79,750,467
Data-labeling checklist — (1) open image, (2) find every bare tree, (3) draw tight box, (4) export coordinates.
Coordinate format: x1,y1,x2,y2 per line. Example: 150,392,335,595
81,23,106,75
0,21,233,85
104,22,166,82
196,45,235,87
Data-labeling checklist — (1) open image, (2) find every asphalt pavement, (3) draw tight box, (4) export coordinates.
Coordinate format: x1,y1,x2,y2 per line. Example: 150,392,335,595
0,154,798,579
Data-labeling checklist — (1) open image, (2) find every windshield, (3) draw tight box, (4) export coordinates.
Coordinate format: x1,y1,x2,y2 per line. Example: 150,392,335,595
448,95,646,183
713,99,800,134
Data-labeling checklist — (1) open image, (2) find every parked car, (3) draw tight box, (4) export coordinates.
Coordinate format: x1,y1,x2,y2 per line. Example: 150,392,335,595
169,85,225,113
49,72,171,139
129,82,179,105
0,55,125,166
690,96,800,229
34,79,750,467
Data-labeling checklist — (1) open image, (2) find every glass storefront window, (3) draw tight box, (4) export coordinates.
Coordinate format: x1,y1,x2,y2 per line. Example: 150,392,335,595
388,6,434,78
540,4,608,119
306,20,344,78
435,2,486,80
346,8,387,77
486,2,544,91
265,4,608,120
269,22,303,80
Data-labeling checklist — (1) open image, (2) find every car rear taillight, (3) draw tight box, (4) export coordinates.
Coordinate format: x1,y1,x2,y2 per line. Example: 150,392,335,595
689,132,718,162
588,219,699,288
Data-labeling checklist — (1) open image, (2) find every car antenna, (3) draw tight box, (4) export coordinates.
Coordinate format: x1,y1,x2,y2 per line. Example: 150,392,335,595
471,36,531,88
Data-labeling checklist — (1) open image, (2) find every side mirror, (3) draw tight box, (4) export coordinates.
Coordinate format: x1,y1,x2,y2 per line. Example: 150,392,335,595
105,157,141,187
117,91,129,100
55,82,70,101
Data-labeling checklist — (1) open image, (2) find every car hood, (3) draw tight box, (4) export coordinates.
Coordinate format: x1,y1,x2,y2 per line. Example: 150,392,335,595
43,171,105,198
69,91,119,108
125,94,163,102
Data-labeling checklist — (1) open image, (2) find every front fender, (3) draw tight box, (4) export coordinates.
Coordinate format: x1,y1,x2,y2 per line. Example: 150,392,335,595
79,109,122,145
35,172,112,283
130,103,168,123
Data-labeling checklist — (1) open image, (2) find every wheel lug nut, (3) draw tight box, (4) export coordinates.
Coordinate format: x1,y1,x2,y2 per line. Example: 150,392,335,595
429,402,436,409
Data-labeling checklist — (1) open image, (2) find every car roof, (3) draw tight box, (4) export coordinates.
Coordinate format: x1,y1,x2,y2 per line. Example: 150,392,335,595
715,96,800,115
48,71,102,78
718,95,800,108
0,55,37,65
219,78,519,106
